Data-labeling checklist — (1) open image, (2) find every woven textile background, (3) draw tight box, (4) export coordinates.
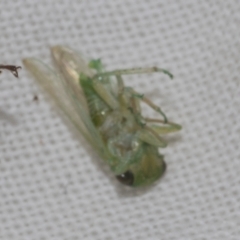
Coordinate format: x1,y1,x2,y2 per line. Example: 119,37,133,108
0,1,239,240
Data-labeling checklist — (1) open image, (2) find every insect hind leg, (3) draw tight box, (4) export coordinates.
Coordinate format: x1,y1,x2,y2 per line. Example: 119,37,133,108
93,66,173,122
145,118,182,134
141,95,168,123
94,67,173,79
127,88,168,123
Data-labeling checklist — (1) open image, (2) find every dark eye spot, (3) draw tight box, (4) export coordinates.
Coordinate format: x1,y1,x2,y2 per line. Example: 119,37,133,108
116,171,134,186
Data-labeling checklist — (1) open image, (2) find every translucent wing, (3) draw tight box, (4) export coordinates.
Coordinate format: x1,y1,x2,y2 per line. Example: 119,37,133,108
23,46,108,159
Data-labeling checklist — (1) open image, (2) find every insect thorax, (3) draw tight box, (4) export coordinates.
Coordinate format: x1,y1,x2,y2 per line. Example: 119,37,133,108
80,75,143,163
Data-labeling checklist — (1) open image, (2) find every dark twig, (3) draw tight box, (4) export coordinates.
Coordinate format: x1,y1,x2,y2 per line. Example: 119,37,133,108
0,65,22,78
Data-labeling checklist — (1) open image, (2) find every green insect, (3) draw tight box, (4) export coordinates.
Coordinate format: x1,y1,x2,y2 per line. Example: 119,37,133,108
23,46,181,187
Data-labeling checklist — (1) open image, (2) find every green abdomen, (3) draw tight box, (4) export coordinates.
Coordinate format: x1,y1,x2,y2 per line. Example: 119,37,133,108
80,77,110,127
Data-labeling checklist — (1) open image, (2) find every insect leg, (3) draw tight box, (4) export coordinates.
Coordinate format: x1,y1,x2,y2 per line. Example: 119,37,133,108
141,96,168,123
93,66,172,121
137,127,168,148
116,75,132,118
92,80,119,110
132,98,141,116
94,67,173,79
137,117,180,147
128,91,176,146
120,86,146,125
145,118,182,134
127,88,168,123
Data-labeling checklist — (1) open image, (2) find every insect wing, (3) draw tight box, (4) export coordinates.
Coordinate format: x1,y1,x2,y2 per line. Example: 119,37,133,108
23,57,107,158
51,46,93,113
51,46,109,156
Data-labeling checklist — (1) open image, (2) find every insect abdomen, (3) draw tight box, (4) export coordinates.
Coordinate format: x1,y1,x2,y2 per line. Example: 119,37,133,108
80,76,110,127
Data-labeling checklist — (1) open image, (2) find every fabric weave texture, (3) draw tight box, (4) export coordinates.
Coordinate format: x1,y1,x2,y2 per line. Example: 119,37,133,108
0,1,239,239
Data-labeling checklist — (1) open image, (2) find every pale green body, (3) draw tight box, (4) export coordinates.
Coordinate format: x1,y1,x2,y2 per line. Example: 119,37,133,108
23,46,181,187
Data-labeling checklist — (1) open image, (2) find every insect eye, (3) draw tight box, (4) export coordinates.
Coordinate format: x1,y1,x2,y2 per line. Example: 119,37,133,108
116,171,134,186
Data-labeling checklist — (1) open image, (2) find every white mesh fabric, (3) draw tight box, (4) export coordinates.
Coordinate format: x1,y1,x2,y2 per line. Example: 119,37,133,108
0,0,239,239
